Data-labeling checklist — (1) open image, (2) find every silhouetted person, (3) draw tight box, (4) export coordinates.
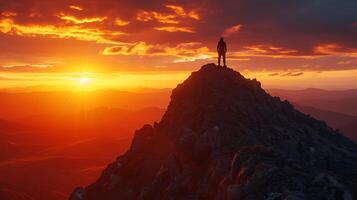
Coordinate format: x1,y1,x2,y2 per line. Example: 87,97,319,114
217,37,227,67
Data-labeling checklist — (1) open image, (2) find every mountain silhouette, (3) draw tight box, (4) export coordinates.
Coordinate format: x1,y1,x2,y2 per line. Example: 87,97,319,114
70,64,357,200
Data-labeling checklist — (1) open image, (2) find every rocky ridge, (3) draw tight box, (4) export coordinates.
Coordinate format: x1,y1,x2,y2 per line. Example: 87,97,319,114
70,64,357,200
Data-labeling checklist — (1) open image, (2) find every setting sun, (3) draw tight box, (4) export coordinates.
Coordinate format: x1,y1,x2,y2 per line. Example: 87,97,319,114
79,77,90,85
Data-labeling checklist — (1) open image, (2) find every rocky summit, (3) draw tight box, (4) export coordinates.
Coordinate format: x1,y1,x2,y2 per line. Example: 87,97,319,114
70,64,357,200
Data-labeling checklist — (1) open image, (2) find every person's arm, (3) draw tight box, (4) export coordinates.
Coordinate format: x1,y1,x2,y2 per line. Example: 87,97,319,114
224,42,227,52
217,42,220,52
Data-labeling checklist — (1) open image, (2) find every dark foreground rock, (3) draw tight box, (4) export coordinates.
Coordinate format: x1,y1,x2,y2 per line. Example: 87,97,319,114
70,64,357,200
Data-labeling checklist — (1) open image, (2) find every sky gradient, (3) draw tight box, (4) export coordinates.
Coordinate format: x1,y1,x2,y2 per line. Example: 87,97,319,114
0,0,356,90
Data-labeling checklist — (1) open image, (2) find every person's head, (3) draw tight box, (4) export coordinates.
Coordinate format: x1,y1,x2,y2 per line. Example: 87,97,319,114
220,37,224,41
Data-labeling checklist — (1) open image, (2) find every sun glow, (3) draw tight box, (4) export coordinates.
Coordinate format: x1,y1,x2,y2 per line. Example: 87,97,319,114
79,77,90,84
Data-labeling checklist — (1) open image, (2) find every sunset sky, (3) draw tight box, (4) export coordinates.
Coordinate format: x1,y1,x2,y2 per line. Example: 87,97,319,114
0,0,356,90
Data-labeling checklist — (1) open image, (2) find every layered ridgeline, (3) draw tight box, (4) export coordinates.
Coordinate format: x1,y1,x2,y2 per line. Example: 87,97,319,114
70,64,357,200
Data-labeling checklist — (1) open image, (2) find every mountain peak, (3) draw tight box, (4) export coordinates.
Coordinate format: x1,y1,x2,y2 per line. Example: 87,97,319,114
70,64,357,200
160,64,293,141
171,63,258,93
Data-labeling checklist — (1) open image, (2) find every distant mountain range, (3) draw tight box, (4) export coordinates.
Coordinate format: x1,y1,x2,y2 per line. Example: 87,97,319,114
0,107,164,200
268,88,357,140
294,105,357,141
269,88,357,116
0,77,357,200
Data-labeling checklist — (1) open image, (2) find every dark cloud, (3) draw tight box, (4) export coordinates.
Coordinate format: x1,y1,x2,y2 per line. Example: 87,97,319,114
195,0,357,55
268,72,279,76
281,72,304,77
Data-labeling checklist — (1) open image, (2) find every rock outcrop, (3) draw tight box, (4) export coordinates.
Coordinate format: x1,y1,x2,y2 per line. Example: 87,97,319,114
70,64,357,200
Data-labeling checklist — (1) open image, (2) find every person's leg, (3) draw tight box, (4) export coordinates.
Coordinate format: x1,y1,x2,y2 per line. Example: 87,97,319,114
218,53,221,66
223,53,226,67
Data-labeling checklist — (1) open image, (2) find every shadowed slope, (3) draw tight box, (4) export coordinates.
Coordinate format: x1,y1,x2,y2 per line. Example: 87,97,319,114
71,64,357,200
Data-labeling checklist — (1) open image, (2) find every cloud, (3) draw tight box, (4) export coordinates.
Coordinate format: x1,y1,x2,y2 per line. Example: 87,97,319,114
56,13,107,24
69,5,83,11
230,44,301,58
0,18,124,44
0,76,13,80
136,4,200,25
1,11,17,17
281,72,304,77
102,42,212,62
136,11,179,24
102,42,152,56
267,72,304,77
115,18,130,26
244,45,298,55
165,5,200,20
337,60,355,65
0,0,356,72
0,63,55,72
268,72,279,76
154,26,195,33
314,44,357,57
222,24,242,37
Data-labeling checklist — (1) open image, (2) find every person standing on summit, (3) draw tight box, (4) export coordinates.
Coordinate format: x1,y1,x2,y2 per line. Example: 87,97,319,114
217,37,227,67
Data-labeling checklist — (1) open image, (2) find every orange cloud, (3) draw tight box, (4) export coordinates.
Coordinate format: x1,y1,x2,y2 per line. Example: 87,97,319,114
242,45,299,57
222,24,242,37
136,4,200,25
115,18,130,26
314,44,357,57
165,5,200,20
165,5,185,16
102,42,152,56
337,60,355,65
167,42,211,57
102,42,212,62
1,11,17,17
57,13,107,24
188,12,200,20
0,63,55,72
69,5,83,11
0,18,124,44
3,63,54,68
136,11,178,24
154,26,195,33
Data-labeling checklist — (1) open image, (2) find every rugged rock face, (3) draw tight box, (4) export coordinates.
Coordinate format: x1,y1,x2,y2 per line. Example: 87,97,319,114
70,64,357,200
